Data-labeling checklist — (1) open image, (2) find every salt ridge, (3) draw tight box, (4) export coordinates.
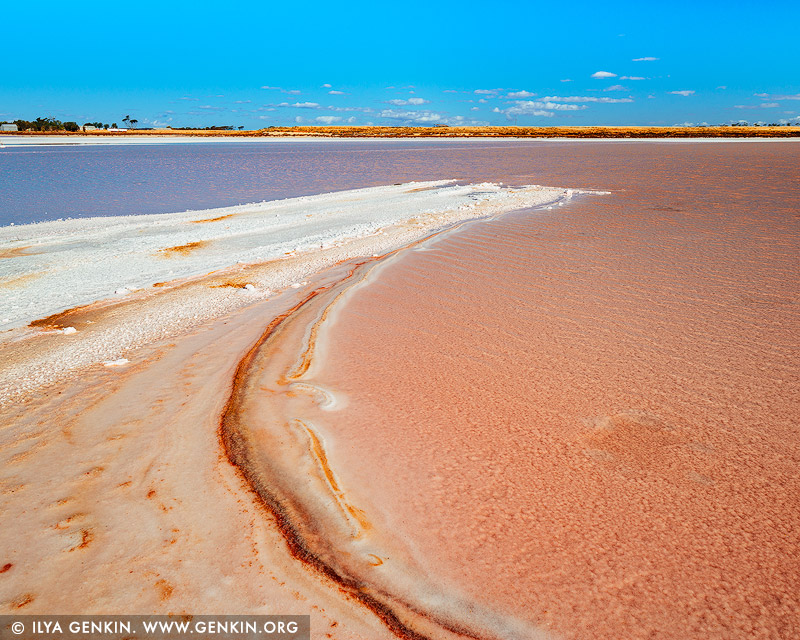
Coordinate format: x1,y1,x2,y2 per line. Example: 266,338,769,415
0,180,579,403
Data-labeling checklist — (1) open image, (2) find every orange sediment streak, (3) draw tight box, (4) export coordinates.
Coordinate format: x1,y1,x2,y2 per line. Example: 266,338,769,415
216,254,510,640
217,275,438,640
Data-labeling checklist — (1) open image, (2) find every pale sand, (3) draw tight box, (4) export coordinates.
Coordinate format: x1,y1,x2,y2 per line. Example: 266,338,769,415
0,284,393,638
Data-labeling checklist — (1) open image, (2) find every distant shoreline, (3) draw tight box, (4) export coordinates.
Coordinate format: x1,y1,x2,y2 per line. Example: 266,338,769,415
2,125,800,139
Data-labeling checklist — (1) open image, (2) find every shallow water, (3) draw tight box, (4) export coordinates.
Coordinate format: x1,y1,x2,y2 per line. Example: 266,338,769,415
292,141,800,638
4,138,795,227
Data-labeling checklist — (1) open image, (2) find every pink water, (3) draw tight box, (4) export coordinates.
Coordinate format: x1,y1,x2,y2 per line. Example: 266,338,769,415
307,142,800,638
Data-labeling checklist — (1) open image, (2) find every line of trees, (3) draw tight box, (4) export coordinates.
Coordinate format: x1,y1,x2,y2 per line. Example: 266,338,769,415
1,117,80,131
0,117,125,131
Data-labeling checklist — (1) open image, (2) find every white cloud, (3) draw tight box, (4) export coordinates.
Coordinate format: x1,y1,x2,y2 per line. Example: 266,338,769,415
717,86,727,90
494,105,554,118
734,103,781,109
261,85,302,95
507,100,583,112
474,89,499,95
540,95,634,103
632,57,659,61
378,109,486,126
591,71,617,79
471,106,479,111
620,76,646,81
443,89,458,93
315,116,341,124
604,85,627,91
385,98,429,106
669,90,695,96
379,109,442,123
560,79,572,83
328,90,345,95
322,83,332,88
292,102,321,109
754,92,800,100
507,90,535,98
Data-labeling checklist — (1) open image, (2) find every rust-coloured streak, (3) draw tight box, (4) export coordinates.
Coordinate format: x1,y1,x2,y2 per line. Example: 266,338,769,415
287,261,368,381
190,214,234,224
210,281,253,289
302,424,342,494
12,593,35,609
296,419,371,533
0,562,12,573
156,240,210,257
218,280,437,640
29,302,94,329
218,261,488,640
0,246,37,259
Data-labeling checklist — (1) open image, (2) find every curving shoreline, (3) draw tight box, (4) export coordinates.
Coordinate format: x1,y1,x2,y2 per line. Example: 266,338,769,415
218,236,553,639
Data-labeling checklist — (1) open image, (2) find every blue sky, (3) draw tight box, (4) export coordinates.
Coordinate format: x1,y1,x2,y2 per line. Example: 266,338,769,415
2,0,799,128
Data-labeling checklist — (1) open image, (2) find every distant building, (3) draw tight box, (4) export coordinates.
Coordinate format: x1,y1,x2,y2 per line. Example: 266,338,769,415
82,125,98,132
0,123,18,132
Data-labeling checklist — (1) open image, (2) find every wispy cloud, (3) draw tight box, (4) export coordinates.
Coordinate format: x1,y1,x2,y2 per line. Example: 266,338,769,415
315,115,341,124
591,71,617,79
261,85,302,95
378,109,486,126
328,90,346,95
755,92,800,100
632,57,659,61
505,100,584,113
669,90,695,96
540,95,633,103
379,109,443,123
734,103,780,109
474,89,500,96
620,76,646,80
385,98,429,106
493,106,553,118
322,83,332,88
560,79,572,83
604,85,627,92
292,102,321,109
507,90,536,99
